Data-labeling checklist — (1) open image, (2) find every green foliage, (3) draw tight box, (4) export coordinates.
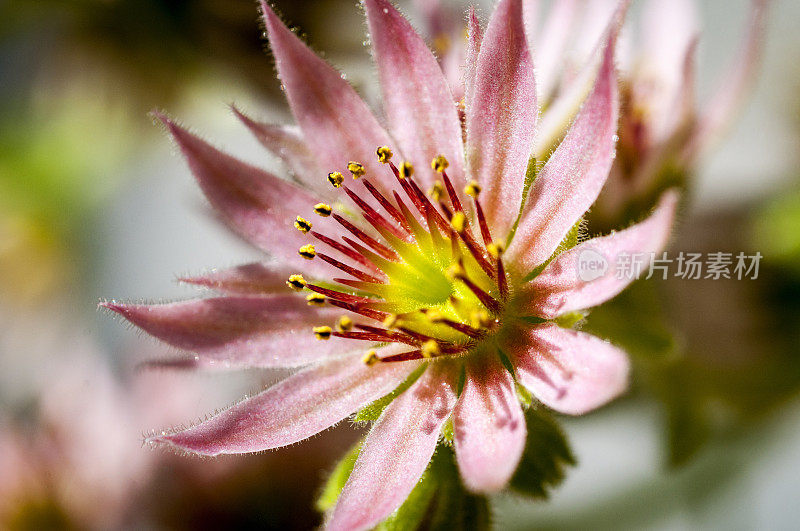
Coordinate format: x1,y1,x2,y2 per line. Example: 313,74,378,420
426,449,492,531
315,441,362,513
510,407,576,499
352,363,427,423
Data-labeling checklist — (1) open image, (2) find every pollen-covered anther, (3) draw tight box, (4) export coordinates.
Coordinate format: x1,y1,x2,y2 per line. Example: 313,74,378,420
376,146,393,164
425,310,447,324
445,262,466,281
450,211,466,233
313,326,332,340
382,313,399,329
470,309,492,329
362,349,379,366
429,181,444,201
286,274,307,291
421,340,441,358
306,293,326,306
347,161,366,179
398,161,414,180
294,216,312,234
464,180,481,198
336,315,354,332
298,244,316,260
313,203,332,217
431,155,449,173
327,171,344,188
487,240,505,259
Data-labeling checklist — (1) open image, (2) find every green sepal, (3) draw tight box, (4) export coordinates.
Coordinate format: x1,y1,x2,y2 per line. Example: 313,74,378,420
554,310,586,329
510,407,576,499
352,363,427,423
315,440,362,513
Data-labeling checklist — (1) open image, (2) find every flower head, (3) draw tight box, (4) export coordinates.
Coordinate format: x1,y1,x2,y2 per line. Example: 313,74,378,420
104,0,678,528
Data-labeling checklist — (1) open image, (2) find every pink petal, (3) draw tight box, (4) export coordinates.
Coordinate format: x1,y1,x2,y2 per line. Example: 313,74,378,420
453,355,526,493
635,0,699,143
156,115,337,277
465,0,538,239
231,105,327,194
518,190,679,318
261,2,394,187
464,6,482,109
508,20,620,273
328,363,457,531
684,0,769,163
534,0,627,158
364,0,464,190
534,0,579,102
149,353,420,455
179,262,295,295
101,296,353,369
504,323,630,415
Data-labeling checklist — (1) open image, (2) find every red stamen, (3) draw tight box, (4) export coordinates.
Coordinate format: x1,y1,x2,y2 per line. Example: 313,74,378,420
306,284,376,305
326,299,388,321
473,197,493,247
496,255,508,300
352,324,419,345
316,252,385,283
332,213,399,261
311,231,380,273
361,179,411,234
343,186,410,241
440,170,464,213
388,161,426,215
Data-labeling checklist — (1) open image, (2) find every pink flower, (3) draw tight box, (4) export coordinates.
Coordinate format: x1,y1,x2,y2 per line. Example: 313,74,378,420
104,0,679,528
419,0,769,227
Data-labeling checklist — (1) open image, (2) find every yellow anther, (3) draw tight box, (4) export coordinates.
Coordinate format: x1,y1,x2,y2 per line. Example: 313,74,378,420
337,315,354,332
432,34,451,55
470,309,492,329
298,244,317,260
313,203,332,217
382,314,398,329
450,211,466,233
313,326,332,340
294,216,312,234
286,274,307,291
445,262,466,281
426,310,446,324
399,161,414,179
421,340,441,358
457,98,466,112
347,161,366,179
431,155,449,173
464,180,481,198
486,240,505,259
429,181,444,201
376,146,393,163
306,293,326,306
362,349,380,366
327,171,344,188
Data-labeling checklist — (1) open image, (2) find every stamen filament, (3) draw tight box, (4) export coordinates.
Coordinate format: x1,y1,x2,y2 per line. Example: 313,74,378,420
332,213,399,261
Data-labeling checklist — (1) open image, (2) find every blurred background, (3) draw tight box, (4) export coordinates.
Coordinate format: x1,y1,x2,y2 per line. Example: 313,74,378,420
0,0,799,529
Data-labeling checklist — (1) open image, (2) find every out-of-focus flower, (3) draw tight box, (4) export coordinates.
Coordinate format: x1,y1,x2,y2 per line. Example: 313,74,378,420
105,0,678,528
595,0,770,228
417,0,769,230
